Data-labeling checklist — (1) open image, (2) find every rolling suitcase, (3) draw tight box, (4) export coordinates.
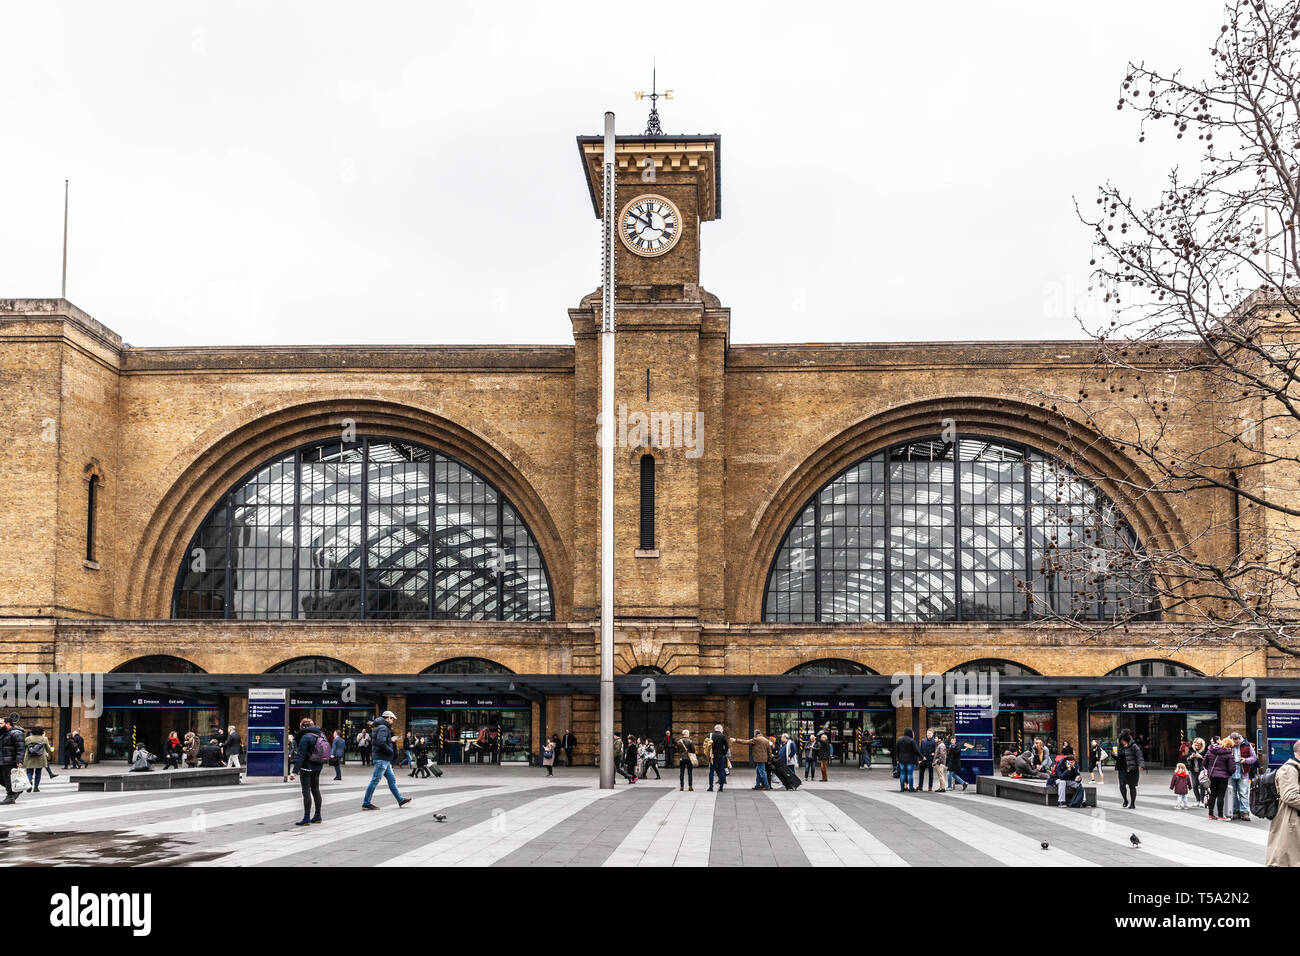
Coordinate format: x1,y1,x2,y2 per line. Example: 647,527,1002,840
768,759,801,790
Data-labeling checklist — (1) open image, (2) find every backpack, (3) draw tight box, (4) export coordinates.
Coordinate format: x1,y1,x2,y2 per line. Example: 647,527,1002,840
26,740,45,757
309,732,329,764
1249,759,1300,820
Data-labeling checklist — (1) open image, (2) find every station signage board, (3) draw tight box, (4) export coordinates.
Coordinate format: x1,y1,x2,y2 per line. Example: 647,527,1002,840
1265,699,1300,768
247,688,287,779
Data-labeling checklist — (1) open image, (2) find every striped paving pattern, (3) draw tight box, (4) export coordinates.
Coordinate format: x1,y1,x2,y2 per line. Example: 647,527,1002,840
0,767,1269,867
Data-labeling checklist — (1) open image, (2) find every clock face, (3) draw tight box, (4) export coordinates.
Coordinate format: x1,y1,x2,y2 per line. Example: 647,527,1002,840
619,195,682,257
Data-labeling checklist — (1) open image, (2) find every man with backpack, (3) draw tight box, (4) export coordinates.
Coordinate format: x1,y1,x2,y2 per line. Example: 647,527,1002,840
0,713,26,805
1264,740,1300,866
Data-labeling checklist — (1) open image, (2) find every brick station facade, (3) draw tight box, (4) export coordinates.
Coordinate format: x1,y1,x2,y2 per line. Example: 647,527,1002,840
0,130,1290,766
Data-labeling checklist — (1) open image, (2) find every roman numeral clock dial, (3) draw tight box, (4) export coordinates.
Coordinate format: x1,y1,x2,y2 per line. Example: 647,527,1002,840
619,194,682,257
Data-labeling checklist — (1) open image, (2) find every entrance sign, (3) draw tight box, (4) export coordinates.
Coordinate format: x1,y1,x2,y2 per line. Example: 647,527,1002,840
1265,699,1300,768
247,688,287,779
952,694,994,783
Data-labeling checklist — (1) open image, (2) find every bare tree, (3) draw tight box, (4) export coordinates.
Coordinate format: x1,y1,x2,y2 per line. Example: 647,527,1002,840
1036,0,1300,662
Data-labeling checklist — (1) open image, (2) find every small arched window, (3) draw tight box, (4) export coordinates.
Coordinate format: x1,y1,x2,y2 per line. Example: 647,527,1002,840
266,656,360,675
639,455,656,550
1106,659,1203,678
85,474,99,562
784,659,877,676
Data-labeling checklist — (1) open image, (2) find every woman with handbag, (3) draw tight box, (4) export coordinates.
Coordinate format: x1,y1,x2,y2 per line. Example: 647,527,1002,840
541,738,556,776
677,729,696,791
22,725,51,792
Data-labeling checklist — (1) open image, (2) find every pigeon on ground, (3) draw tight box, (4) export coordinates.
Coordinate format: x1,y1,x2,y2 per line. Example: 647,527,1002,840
1129,833,1141,847
1040,841,1049,850
434,813,447,822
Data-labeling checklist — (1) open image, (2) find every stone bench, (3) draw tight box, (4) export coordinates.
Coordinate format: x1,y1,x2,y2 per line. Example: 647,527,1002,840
70,768,243,792
976,774,1096,808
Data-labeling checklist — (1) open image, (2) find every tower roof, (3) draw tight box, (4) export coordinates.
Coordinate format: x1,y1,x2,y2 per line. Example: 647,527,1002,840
576,134,722,221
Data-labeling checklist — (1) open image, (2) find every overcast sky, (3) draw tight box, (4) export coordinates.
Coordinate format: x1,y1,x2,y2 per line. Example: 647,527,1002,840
0,1,1221,347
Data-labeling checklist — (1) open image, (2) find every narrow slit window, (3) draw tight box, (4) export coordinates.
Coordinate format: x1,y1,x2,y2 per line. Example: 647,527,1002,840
639,455,655,550
85,475,98,562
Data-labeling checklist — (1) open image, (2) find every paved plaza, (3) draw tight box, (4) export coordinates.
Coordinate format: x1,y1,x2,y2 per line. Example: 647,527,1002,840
0,763,1270,867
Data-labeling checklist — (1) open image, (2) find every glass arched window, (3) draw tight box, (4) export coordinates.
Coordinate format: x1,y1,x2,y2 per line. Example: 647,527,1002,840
172,437,553,621
112,655,205,674
1106,659,1203,678
784,659,877,676
422,658,514,675
946,659,1040,677
764,435,1157,623
266,656,360,675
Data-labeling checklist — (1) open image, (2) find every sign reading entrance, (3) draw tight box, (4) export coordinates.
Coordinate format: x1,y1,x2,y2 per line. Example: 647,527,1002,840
247,688,287,778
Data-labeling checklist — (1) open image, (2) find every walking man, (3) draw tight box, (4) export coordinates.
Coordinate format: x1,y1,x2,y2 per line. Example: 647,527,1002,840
224,725,243,770
562,729,577,767
329,729,346,781
363,711,441,819
708,724,729,793
0,713,25,805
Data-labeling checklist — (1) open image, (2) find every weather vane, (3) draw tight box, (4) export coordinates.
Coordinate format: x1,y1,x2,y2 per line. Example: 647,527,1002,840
633,64,672,136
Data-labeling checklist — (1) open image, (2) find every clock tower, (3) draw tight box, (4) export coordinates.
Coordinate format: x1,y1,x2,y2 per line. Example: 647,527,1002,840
575,133,720,295
570,124,728,629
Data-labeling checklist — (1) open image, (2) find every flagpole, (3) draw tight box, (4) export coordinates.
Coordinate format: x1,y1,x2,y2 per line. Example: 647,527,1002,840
599,111,616,790
61,179,69,299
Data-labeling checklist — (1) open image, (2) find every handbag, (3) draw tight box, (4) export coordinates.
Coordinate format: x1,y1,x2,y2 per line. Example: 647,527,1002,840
10,767,26,792
683,742,698,767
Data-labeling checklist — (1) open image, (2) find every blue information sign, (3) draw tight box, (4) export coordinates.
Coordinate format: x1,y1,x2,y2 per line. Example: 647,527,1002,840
953,695,995,783
247,688,287,778
1265,699,1300,769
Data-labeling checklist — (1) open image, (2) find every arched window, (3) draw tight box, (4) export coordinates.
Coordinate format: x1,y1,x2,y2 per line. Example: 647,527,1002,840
1106,659,1203,678
112,655,205,674
639,455,656,550
763,435,1157,623
946,658,1040,677
627,665,668,676
266,656,360,675
784,659,877,676
171,437,553,622
422,658,514,675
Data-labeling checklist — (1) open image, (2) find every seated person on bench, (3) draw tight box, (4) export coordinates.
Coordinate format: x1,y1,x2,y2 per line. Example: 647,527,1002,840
1050,754,1087,807
1013,748,1050,779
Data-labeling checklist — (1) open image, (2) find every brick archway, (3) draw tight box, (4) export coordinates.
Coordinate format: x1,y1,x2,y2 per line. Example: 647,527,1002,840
126,398,571,620
732,395,1186,622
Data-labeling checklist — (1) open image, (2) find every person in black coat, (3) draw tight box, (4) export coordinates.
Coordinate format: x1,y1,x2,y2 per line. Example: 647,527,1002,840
198,737,224,768
562,730,577,767
918,730,939,791
289,718,325,826
945,734,969,791
1114,730,1145,809
895,728,922,793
